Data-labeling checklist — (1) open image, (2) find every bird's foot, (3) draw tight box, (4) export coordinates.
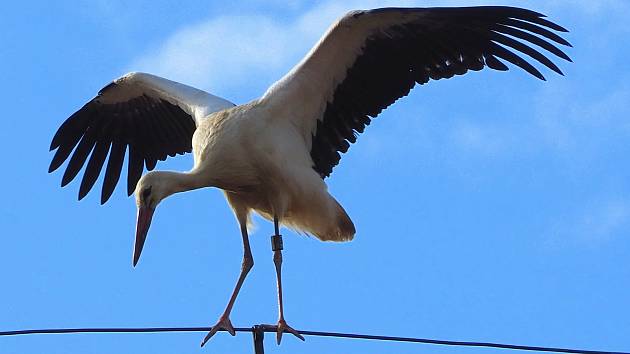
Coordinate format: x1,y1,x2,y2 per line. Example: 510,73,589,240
200,314,236,347
276,318,305,345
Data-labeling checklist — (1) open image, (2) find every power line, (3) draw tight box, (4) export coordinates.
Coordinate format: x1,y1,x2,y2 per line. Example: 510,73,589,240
1,325,628,354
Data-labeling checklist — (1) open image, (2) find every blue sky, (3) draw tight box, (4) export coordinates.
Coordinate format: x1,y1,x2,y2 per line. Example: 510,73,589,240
2,1,630,353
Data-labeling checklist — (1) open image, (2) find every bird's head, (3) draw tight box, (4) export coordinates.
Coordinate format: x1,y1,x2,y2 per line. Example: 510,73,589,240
132,171,172,267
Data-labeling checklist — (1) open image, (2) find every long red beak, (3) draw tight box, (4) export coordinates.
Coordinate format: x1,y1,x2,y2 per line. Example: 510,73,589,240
133,206,154,267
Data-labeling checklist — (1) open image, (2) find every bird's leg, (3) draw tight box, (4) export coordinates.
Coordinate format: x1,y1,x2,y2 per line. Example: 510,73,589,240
201,222,254,347
272,215,305,345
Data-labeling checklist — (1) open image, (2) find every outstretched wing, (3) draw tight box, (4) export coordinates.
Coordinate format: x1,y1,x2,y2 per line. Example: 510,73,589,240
264,6,571,178
49,72,235,203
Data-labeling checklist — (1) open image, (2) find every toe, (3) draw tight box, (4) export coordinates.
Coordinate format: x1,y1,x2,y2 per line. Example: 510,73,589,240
276,319,305,345
276,329,283,345
225,319,236,336
201,328,218,347
200,316,235,347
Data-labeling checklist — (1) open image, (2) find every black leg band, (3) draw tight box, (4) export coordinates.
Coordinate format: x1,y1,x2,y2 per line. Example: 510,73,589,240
271,234,283,252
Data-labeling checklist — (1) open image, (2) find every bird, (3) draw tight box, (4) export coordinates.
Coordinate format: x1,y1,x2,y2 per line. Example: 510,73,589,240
49,6,571,347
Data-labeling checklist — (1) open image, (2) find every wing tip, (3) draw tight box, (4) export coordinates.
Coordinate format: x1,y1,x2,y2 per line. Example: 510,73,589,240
99,189,114,205
61,173,74,188
552,23,570,33
48,160,59,174
78,186,89,201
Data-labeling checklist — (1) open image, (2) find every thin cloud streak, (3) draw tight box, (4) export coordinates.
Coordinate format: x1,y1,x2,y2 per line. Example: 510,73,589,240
545,197,630,247
130,15,296,95
128,0,417,96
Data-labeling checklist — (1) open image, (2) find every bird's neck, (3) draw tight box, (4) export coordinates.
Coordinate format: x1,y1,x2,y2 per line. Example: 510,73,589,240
159,170,208,196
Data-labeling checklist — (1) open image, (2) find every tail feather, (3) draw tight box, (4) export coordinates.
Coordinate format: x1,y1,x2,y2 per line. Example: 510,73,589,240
281,193,355,242
306,195,355,242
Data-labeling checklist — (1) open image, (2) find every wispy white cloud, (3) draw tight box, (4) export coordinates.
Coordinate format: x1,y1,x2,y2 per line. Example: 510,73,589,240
128,0,418,96
533,78,630,157
129,15,296,96
444,78,630,164
546,197,630,247
544,0,630,17
581,200,630,241
450,121,513,157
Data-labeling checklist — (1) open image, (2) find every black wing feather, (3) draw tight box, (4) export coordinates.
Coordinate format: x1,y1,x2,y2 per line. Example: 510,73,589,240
311,6,571,178
498,18,571,46
127,144,145,197
79,140,111,200
101,141,126,204
49,86,198,203
61,122,100,187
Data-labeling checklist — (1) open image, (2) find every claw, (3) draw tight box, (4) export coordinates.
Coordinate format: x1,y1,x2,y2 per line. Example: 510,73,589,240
276,319,305,345
200,315,236,347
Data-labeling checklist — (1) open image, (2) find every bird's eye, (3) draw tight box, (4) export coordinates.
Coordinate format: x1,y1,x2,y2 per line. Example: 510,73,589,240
142,186,152,201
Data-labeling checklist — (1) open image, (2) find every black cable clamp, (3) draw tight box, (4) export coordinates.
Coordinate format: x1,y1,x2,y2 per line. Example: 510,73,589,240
252,325,265,354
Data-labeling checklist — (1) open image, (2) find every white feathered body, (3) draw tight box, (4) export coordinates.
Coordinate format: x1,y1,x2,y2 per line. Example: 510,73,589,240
191,99,355,241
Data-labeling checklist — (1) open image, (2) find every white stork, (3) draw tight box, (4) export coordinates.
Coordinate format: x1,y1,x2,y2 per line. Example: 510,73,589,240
49,6,571,346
